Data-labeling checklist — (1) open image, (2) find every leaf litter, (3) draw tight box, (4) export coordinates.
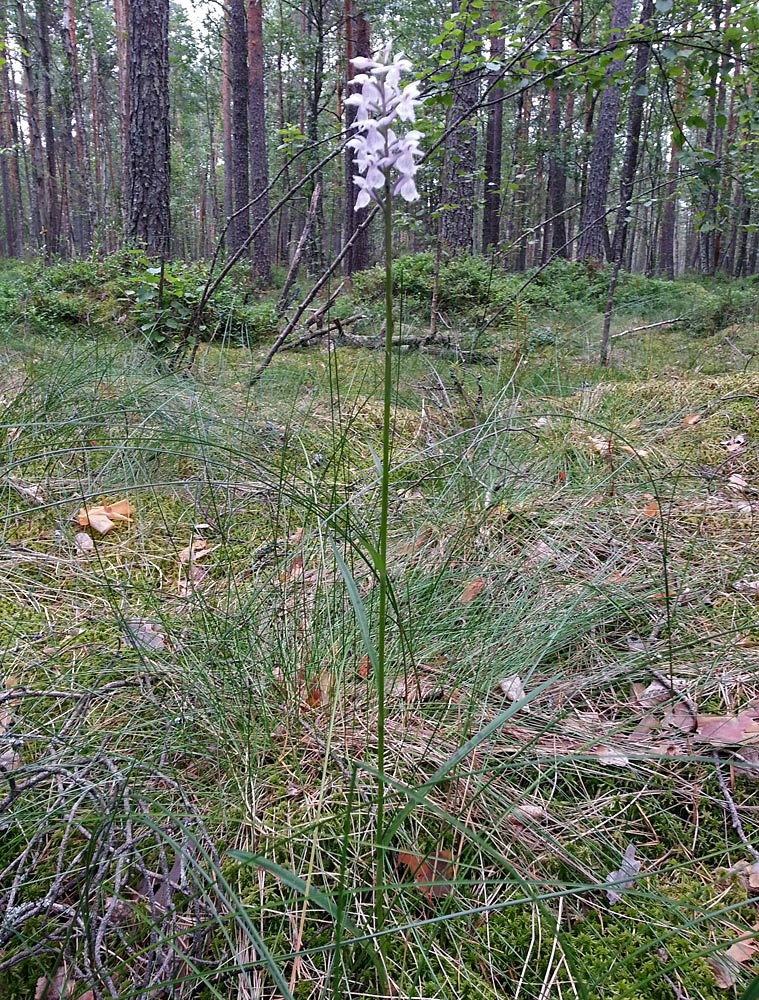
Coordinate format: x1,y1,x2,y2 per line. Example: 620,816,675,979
75,498,134,535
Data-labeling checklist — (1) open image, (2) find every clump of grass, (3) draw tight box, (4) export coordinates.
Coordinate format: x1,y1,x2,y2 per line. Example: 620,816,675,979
0,269,758,999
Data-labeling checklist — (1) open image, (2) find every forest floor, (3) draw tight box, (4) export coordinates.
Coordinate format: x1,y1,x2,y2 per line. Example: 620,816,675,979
1,259,759,999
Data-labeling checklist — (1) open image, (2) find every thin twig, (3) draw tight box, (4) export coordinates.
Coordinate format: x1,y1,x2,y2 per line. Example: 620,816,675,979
610,316,685,340
713,752,759,862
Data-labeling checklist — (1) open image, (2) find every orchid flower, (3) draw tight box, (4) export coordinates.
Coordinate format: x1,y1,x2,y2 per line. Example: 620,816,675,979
346,45,424,209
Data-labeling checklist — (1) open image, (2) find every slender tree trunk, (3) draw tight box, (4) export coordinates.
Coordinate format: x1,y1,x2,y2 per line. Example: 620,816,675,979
697,0,728,274
507,87,531,270
247,0,270,280
305,0,325,273
577,0,634,261
481,0,503,253
441,1,480,253
600,0,653,365
126,0,170,256
16,0,47,249
113,0,129,222
61,0,95,251
275,0,290,263
547,9,567,256
221,17,234,253
229,0,249,254
35,0,60,256
82,0,103,227
657,140,679,278
0,2,22,255
735,203,750,276
343,0,370,274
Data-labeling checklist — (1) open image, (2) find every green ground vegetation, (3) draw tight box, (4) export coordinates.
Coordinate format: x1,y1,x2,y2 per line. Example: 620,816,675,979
0,256,758,999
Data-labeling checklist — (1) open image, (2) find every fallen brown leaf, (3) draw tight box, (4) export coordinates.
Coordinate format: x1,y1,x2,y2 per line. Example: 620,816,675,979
728,473,750,494
708,923,759,989
125,620,166,652
397,849,453,901
499,674,527,704
304,668,334,709
620,444,650,459
734,578,759,598
73,531,95,555
596,747,631,767
588,433,613,458
35,965,73,1000
178,537,210,564
511,802,547,824
75,498,134,535
635,679,669,708
695,704,759,746
459,578,485,603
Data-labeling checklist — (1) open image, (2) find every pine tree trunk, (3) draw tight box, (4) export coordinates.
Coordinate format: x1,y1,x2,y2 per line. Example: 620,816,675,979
305,0,325,273
15,0,47,249
343,0,370,274
221,18,234,253
82,0,103,228
696,0,727,273
61,0,96,251
547,12,567,257
600,0,653,365
36,0,60,256
0,2,22,255
507,88,531,270
229,0,250,254
577,0,633,261
247,0,270,280
657,139,678,278
113,0,129,222
441,0,479,253
481,0,503,253
126,0,170,256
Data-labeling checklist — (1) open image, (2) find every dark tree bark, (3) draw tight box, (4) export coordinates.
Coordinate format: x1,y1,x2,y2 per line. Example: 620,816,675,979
113,0,129,220
577,0,634,262
600,0,653,364
481,0,503,253
441,2,479,253
304,0,325,273
229,0,249,254
343,0,370,274
0,1,22,255
126,0,170,256
657,137,679,278
221,17,234,253
82,0,103,226
62,0,95,252
36,0,60,255
15,0,47,249
506,86,531,270
700,0,730,274
547,11,567,256
247,0,270,280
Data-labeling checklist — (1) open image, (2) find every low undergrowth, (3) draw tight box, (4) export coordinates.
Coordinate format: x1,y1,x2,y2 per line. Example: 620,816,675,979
0,262,758,999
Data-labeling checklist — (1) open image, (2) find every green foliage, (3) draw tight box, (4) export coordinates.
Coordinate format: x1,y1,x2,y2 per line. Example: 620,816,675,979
353,255,759,340
122,260,200,352
1,252,279,352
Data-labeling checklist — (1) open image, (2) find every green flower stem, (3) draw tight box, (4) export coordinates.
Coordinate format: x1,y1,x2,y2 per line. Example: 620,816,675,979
375,180,394,945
